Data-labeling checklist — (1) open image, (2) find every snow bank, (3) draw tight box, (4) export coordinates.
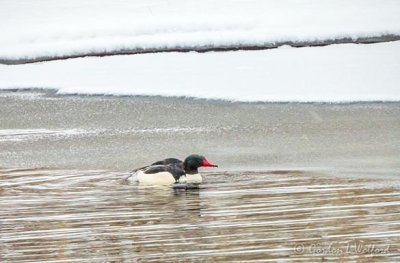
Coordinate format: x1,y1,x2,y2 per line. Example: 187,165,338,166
1,41,399,102
1,0,400,62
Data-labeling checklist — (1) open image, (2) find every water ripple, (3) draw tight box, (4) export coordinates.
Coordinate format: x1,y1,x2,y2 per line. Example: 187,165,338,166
1,168,399,262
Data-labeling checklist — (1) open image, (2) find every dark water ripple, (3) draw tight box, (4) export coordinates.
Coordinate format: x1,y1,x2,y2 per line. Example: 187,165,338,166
1,168,400,262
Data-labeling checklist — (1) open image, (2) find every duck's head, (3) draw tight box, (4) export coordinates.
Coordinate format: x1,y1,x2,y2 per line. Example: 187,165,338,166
183,154,218,174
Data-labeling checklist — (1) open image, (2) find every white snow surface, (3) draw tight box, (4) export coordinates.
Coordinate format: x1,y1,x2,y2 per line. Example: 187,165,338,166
1,0,400,60
1,41,399,102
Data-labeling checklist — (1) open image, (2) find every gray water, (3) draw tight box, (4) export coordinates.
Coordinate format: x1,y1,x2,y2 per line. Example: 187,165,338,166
1,90,400,262
1,90,399,173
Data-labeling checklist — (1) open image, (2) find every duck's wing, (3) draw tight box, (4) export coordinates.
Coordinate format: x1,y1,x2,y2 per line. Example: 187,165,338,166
126,158,183,181
132,158,183,173
144,163,185,181
131,158,182,173
151,158,183,166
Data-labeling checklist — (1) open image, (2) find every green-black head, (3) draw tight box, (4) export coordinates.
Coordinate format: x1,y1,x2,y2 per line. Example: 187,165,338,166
183,154,218,174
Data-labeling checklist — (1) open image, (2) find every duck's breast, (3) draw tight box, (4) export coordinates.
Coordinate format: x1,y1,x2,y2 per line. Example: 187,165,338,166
182,173,202,184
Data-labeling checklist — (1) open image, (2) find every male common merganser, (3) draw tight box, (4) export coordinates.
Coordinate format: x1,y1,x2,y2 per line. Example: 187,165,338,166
129,154,218,185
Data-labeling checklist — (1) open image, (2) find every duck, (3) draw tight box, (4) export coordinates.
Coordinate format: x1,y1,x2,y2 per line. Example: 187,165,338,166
128,154,218,185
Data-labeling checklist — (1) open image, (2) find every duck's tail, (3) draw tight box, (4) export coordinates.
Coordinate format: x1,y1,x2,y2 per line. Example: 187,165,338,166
124,166,149,181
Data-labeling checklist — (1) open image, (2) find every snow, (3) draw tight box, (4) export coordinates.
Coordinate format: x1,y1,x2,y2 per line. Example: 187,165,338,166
1,41,399,102
1,0,400,61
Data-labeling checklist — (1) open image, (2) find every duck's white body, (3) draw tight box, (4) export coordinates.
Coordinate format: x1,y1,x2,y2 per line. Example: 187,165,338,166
135,170,202,185
136,170,176,185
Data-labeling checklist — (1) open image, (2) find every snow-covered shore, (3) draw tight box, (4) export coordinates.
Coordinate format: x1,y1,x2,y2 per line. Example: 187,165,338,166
1,41,399,102
1,0,400,64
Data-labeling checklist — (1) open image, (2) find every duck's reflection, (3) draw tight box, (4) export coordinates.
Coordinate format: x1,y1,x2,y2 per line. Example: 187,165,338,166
140,185,203,215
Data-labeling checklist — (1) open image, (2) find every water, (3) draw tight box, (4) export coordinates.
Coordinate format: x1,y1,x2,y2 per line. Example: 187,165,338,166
1,168,400,262
1,90,400,261
1,90,399,172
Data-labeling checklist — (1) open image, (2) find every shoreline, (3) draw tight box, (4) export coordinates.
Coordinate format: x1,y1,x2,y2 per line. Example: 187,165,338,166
1,35,400,65
2,88,400,104
2,41,399,102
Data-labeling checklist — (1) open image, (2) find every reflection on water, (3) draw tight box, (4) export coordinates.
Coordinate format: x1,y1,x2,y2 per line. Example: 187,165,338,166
1,168,399,262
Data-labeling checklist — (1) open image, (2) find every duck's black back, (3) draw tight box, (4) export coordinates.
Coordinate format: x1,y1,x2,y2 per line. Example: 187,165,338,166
151,158,182,166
